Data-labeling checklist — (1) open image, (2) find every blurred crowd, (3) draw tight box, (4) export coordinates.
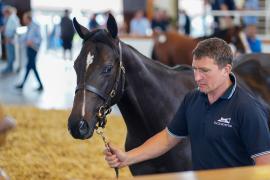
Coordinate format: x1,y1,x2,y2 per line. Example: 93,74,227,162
83,0,262,53
204,0,262,53
0,0,265,77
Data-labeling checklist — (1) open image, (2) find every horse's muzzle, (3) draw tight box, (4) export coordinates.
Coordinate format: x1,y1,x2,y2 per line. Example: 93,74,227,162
68,118,94,139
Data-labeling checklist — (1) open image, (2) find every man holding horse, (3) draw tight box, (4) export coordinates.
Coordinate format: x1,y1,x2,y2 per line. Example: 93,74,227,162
104,38,270,170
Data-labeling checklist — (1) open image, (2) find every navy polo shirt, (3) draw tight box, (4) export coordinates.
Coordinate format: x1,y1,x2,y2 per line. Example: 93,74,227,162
167,74,270,170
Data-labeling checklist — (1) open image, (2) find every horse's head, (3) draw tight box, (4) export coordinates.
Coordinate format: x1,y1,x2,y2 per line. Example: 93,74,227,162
68,14,125,139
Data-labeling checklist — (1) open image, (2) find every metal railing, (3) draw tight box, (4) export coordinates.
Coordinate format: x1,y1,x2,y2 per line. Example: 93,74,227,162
206,10,270,35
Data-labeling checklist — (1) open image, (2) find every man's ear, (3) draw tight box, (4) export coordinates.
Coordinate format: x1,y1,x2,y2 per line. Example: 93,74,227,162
224,64,232,75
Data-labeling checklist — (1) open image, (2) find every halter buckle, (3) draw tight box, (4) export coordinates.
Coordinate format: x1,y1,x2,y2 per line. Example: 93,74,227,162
97,106,106,119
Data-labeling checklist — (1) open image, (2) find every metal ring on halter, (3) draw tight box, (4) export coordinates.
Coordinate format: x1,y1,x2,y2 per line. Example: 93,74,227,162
110,90,116,98
97,106,106,118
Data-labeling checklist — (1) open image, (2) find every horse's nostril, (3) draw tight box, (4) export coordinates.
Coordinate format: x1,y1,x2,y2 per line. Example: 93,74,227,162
79,120,89,137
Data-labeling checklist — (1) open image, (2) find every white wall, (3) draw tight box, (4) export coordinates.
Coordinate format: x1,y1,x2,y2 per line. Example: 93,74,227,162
120,37,154,58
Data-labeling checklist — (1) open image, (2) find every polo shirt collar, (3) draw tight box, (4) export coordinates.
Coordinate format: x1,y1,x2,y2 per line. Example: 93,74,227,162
220,73,237,99
198,73,237,100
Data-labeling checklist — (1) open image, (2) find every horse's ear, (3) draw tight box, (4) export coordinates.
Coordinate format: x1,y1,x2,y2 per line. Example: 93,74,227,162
106,13,118,39
73,17,90,39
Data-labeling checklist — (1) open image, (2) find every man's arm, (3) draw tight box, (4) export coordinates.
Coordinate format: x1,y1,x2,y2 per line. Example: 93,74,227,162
104,128,182,168
255,153,270,165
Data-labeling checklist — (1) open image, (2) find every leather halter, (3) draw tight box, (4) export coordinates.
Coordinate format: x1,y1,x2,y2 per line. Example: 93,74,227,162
75,42,125,128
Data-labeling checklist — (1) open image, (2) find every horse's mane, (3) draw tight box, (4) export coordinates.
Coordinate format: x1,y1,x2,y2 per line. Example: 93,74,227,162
195,29,231,41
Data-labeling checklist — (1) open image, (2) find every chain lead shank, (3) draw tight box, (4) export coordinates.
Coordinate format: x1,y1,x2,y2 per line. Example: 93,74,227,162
96,128,119,178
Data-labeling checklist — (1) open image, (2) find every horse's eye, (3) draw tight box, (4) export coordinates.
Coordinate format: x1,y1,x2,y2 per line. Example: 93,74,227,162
102,65,113,73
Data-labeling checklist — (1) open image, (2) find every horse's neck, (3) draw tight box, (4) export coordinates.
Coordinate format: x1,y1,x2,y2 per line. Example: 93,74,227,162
117,43,194,135
121,44,161,83
121,43,175,97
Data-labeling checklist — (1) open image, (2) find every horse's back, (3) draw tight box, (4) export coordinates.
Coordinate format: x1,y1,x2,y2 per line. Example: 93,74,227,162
234,53,270,70
152,31,197,66
170,64,193,72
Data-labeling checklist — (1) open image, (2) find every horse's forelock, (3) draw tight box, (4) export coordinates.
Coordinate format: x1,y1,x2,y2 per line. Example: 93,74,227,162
84,30,116,48
82,29,120,60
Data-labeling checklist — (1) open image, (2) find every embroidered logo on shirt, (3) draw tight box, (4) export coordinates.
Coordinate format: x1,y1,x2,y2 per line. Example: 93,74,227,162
214,117,232,128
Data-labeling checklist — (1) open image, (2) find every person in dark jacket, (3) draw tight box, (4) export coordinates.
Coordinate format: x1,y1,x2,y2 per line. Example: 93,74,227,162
60,9,75,60
88,13,99,30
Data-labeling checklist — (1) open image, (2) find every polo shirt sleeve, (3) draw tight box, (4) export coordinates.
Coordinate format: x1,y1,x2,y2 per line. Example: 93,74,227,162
167,94,189,138
239,101,270,159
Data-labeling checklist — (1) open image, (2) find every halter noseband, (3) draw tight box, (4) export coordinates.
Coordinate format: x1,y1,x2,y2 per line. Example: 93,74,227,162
75,42,125,129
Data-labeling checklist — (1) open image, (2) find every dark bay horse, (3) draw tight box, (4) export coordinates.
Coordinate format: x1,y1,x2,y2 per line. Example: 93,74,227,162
233,53,270,119
67,14,270,176
68,14,196,175
152,27,246,66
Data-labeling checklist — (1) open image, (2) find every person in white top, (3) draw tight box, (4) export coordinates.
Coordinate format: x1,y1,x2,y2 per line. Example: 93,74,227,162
130,10,151,36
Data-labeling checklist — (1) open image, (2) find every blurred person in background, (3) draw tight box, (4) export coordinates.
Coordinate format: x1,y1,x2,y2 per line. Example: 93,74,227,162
48,16,61,50
88,13,99,30
130,10,151,36
0,1,5,61
151,9,170,32
205,0,236,33
242,0,262,53
242,0,259,26
245,24,262,53
60,9,75,60
1,5,20,75
15,12,43,91
178,10,191,35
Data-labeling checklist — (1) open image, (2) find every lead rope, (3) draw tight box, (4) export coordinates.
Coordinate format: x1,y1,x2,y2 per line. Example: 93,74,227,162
95,42,123,179
96,128,119,179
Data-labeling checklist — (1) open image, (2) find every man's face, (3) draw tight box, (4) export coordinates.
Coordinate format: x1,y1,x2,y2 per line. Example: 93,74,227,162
192,56,231,94
245,25,257,39
23,16,29,26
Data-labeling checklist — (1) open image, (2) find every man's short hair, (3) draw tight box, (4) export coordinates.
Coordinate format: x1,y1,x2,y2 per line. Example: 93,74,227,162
192,38,233,68
3,5,17,14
